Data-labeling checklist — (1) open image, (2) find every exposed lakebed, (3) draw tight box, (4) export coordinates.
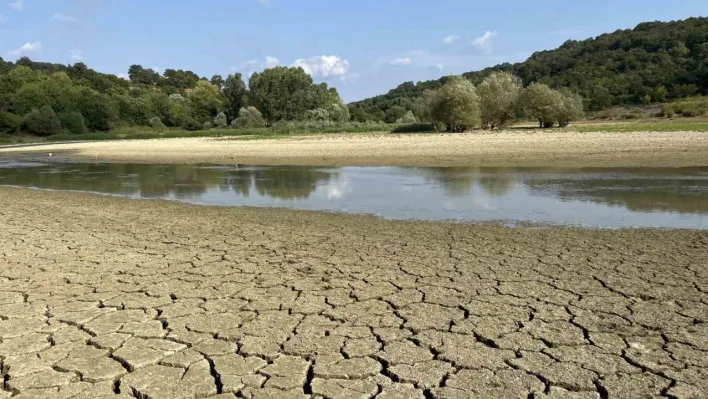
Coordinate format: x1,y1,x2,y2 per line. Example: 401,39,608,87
1,160,707,229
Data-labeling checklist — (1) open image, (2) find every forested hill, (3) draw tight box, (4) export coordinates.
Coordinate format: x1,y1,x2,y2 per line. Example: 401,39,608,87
350,17,708,121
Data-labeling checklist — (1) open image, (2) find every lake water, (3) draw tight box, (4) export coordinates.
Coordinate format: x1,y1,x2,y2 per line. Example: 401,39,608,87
1,161,707,229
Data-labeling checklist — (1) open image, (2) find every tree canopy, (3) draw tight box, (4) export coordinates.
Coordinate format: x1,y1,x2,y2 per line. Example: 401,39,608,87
0,57,345,135
350,17,708,120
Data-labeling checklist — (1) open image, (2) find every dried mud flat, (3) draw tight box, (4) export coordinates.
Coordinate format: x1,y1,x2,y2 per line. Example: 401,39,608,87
3,131,708,168
0,187,707,399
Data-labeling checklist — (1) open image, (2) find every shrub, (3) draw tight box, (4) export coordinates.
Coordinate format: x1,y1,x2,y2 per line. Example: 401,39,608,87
23,106,62,136
391,123,435,133
213,112,228,128
183,118,202,131
203,121,214,130
0,111,22,134
148,116,166,131
58,112,88,134
232,106,266,129
168,93,186,103
395,110,418,124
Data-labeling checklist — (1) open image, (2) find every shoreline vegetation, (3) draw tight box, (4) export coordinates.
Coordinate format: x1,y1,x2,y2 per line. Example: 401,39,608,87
2,129,707,168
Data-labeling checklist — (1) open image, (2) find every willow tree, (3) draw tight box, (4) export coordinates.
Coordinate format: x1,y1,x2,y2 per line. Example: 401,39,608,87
427,76,480,132
478,72,522,129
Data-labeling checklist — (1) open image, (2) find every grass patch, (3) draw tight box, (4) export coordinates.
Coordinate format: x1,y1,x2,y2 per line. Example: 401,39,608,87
570,119,708,132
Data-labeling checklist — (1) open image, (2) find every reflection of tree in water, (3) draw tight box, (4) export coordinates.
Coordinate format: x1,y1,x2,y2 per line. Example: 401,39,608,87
478,171,515,197
525,173,708,214
252,168,335,200
420,167,477,197
0,163,337,201
419,167,515,197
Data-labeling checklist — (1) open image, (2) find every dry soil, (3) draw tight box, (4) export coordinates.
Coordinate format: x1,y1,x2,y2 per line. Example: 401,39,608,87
2,131,708,167
0,187,706,398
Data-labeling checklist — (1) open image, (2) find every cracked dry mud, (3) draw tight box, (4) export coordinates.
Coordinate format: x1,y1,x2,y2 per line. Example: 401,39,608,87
0,187,706,399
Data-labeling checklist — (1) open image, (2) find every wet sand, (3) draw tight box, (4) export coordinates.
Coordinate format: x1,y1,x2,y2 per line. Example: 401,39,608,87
1,186,706,398
2,130,708,167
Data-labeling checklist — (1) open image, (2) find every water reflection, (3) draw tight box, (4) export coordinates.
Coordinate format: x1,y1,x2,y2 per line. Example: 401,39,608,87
0,164,336,200
0,162,706,228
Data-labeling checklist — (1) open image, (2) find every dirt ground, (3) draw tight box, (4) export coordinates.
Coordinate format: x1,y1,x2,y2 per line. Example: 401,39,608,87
2,130,708,167
0,187,706,398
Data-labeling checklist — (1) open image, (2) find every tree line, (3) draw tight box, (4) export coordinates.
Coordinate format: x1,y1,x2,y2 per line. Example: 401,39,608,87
351,17,708,121
0,57,349,136
414,72,583,132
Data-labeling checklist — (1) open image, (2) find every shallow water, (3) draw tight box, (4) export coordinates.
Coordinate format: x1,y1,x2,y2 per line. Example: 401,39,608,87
1,161,707,229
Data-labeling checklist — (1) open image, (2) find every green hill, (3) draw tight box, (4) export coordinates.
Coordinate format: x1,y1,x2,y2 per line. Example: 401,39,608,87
350,17,708,121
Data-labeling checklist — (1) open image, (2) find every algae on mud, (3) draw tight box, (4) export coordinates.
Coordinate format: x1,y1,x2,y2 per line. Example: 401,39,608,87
0,186,706,398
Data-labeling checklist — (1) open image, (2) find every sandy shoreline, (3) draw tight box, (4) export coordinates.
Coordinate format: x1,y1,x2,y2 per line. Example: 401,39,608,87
2,130,708,167
0,186,707,397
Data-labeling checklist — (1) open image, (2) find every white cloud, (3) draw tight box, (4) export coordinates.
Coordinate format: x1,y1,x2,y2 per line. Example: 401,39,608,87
236,56,280,76
293,55,349,78
70,48,83,61
472,31,497,54
52,12,78,22
442,35,459,45
265,55,280,68
8,41,41,56
8,0,22,10
389,57,412,66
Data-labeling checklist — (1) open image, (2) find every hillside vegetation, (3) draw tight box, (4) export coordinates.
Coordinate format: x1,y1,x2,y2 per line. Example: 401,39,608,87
0,57,353,137
350,17,708,121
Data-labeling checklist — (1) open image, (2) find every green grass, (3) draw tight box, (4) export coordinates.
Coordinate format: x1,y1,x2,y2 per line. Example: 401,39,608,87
42,123,398,143
570,120,708,133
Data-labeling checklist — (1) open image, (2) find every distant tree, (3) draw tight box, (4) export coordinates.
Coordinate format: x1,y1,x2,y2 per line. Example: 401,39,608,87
0,112,22,134
554,88,585,127
187,80,223,123
327,103,350,123
349,106,369,122
222,73,247,121
249,66,337,123
149,116,166,131
168,93,186,103
23,106,62,136
395,110,418,124
427,76,480,132
213,112,228,128
163,69,200,89
128,65,160,85
385,105,407,123
478,72,522,129
210,74,224,90
58,112,88,134
231,106,266,128
521,83,558,128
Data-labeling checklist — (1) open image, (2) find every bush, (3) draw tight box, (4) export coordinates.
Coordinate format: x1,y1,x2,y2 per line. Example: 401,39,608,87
391,123,435,133
203,121,214,130
148,116,166,131
183,118,202,131
23,106,62,136
395,110,418,124
58,112,88,134
213,112,228,128
232,106,266,129
0,111,22,134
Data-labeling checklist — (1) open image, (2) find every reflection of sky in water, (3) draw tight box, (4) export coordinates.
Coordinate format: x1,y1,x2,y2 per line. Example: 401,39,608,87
0,161,707,229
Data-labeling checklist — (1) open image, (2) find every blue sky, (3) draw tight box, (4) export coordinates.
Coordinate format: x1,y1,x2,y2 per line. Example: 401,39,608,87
0,0,706,102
